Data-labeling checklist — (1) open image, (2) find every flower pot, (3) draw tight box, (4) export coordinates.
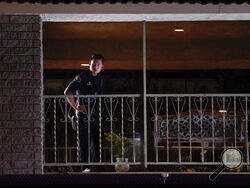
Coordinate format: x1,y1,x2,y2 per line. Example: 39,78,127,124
115,158,130,172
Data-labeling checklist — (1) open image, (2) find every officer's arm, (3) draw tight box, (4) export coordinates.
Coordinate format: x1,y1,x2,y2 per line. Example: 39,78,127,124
64,87,87,114
64,88,78,111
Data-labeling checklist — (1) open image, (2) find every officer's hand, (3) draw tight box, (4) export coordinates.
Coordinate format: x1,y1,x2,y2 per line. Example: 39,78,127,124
77,105,87,114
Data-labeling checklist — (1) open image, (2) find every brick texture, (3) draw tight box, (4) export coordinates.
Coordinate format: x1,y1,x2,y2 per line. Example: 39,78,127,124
0,16,9,23
10,16,40,23
0,15,42,175
2,64,41,71
11,32,40,40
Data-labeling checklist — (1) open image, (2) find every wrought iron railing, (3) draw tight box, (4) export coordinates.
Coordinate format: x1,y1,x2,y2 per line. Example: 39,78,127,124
146,94,250,165
42,94,142,167
42,94,250,169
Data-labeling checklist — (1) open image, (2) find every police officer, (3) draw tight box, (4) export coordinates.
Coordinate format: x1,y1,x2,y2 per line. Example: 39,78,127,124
64,54,104,172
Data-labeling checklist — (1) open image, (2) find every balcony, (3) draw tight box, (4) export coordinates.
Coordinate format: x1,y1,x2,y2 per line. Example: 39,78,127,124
42,94,250,172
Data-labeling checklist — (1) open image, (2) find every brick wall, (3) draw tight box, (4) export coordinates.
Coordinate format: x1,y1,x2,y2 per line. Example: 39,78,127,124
0,15,42,175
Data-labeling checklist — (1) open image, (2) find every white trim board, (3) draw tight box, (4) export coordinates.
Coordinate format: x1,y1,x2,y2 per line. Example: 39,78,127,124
41,14,250,22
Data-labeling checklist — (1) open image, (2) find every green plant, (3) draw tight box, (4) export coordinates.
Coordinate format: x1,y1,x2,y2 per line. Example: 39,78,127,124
105,132,133,158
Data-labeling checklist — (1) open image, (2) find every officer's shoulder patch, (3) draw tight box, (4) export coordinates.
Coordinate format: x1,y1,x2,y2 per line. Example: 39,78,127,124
74,75,81,82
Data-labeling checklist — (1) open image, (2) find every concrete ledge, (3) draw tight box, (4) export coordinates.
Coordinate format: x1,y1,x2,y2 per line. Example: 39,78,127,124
0,172,250,185
40,13,250,22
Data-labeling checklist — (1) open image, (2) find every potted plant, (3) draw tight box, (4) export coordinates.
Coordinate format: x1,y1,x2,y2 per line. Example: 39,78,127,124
105,132,133,172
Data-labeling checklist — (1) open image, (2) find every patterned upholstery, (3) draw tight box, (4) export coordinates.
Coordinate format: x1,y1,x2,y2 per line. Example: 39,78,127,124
155,112,245,142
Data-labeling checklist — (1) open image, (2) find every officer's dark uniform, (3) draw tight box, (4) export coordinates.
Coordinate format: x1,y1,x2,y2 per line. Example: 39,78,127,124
66,70,103,171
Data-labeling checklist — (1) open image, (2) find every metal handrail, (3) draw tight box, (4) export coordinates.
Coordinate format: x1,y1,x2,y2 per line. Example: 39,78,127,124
42,94,250,169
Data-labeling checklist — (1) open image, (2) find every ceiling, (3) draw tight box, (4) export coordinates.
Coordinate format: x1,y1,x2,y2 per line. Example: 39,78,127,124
43,21,250,70
44,21,250,40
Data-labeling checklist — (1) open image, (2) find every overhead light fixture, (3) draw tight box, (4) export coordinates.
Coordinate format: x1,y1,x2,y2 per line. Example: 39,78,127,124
219,110,227,113
174,29,184,32
81,64,89,67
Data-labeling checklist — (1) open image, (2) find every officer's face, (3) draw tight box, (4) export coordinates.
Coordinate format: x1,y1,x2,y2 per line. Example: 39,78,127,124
90,59,104,76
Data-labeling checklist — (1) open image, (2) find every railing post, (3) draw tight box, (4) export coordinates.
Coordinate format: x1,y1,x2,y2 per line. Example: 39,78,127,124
189,96,192,162
234,96,237,149
121,97,124,159
53,98,57,163
223,96,226,150
64,98,68,164
177,96,181,163
42,97,45,174
132,97,136,163
110,97,113,164
88,97,91,164
200,96,204,164
99,97,102,163
155,97,158,163
212,96,215,162
143,20,147,168
166,96,169,162
245,96,249,163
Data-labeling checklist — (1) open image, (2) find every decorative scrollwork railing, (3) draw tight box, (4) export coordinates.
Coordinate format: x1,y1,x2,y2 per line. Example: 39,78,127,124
147,94,250,165
42,94,142,167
